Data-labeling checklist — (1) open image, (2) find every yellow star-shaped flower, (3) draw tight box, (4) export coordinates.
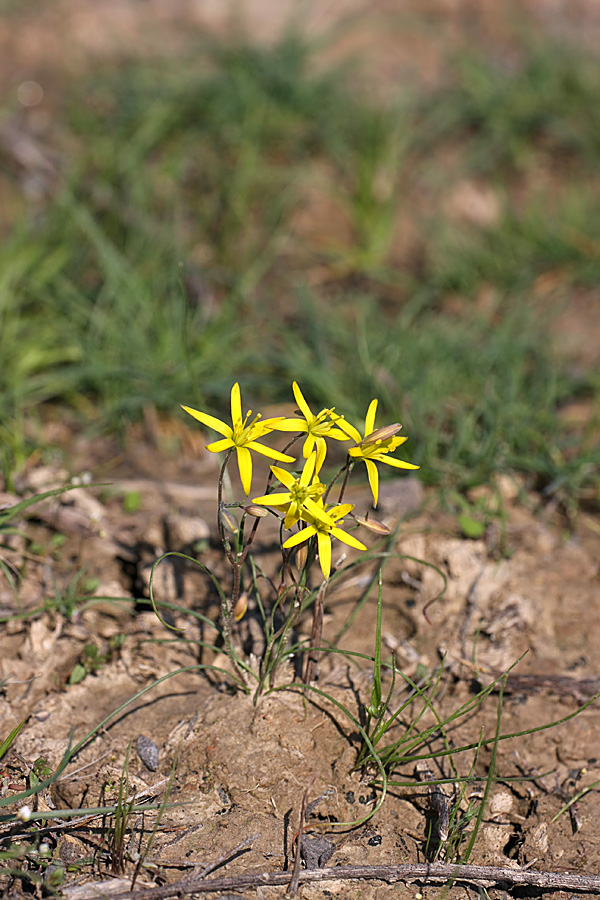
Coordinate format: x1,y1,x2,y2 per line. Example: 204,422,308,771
182,382,295,494
343,399,419,507
283,499,367,580
268,381,351,472
252,451,330,530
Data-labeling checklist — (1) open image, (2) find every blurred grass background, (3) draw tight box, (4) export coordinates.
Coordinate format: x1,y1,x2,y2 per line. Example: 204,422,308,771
0,11,598,512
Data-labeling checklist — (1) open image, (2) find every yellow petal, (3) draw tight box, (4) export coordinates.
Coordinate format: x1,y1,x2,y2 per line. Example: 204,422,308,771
327,503,354,522
246,442,295,463
181,405,232,438
300,451,317,487
365,399,378,437
292,382,314,423
379,457,420,470
283,526,316,549
365,459,380,507
268,418,308,433
314,437,327,473
260,416,286,428
317,532,332,579
251,492,293,507
335,418,362,443
248,421,279,440
330,527,367,551
205,437,234,453
388,435,408,449
270,465,297,490
348,445,361,458
236,446,253,494
284,505,301,530
302,433,316,459
230,382,242,425
303,497,336,526
326,427,356,442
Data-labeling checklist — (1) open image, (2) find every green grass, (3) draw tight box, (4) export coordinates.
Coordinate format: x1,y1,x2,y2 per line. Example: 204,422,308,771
0,28,598,510
418,38,600,173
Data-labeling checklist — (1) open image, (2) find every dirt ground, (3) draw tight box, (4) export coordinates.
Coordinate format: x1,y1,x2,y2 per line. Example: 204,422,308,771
1,424,600,899
1,1,600,898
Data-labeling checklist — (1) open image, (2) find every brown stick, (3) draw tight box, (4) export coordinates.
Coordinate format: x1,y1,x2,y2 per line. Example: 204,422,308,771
288,776,316,894
71,861,600,900
303,581,327,684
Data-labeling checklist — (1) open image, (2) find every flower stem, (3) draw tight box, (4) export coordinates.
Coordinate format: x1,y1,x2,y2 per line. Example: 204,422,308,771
216,450,246,680
323,458,353,505
303,579,328,684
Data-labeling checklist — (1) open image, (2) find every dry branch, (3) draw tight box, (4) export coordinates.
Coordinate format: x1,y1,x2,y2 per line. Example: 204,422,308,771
66,861,600,900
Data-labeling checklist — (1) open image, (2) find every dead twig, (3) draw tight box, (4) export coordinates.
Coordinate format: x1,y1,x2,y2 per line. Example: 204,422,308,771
196,834,259,880
66,861,600,900
288,777,315,894
415,761,451,848
303,581,327,684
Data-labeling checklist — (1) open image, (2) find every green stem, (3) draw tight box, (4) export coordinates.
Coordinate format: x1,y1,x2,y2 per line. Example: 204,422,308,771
217,449,235,566
215,449,246,681
323,458,353,505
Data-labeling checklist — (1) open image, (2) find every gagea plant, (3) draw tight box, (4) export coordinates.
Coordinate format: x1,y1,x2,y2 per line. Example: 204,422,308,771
175,381,418,696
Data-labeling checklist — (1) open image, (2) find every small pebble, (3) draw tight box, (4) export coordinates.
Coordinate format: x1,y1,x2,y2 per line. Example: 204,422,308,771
136,735,159,771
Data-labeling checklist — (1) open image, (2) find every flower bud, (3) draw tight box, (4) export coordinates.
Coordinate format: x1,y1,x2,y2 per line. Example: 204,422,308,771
244,504,268,518
17,805,32,822
234,591,248,622
361,424,402,446
220,509,238,534
295,543,308,572
354,515,391,536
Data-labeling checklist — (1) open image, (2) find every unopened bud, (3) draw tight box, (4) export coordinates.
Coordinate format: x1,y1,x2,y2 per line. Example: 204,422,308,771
295,543,308,572
220,509,238,534
353,515,391,536
233,591,248,622
361,423,402,446
244,504,268,518
17,805,32,822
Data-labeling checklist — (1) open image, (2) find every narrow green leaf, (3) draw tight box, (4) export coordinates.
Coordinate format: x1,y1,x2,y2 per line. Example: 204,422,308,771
0,718,27,761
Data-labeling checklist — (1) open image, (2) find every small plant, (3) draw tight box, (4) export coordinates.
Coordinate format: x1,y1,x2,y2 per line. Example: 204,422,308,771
0,699,178,888
106,742,136,874
447,487,506,543
0,721,26,767
170,380,419,695
0,485,104,613
68,635,125,685
47,570,101,621
351,642,600,864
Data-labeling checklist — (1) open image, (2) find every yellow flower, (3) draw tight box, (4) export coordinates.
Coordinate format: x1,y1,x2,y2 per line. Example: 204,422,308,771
283,500,367,580
252,451,331,530
268,381,351,472
182,382,295,494
343,399,419,507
